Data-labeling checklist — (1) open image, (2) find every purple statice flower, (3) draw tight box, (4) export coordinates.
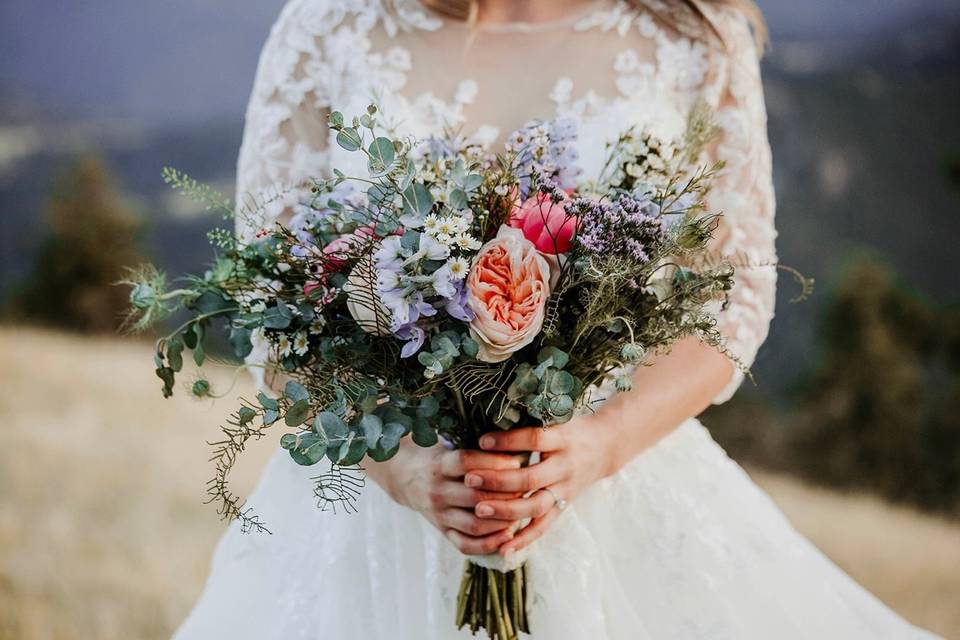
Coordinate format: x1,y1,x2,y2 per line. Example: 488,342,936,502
573,193,668,266
507,117,582,198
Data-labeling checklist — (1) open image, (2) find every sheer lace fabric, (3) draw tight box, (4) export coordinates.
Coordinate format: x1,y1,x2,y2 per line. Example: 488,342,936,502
176,2,937,638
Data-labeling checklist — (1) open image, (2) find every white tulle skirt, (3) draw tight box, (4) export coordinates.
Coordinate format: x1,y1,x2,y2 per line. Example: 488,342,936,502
174,419,937,639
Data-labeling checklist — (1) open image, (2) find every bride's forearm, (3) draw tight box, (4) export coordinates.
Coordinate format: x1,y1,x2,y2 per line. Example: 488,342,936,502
594,336,735,478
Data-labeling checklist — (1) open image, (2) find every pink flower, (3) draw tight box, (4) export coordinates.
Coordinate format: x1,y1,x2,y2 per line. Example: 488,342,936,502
467,226,552,363
509,193,577,255
321,224,378,271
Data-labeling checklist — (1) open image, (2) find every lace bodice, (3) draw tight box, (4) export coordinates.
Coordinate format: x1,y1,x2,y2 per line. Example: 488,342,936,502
236,0,777,401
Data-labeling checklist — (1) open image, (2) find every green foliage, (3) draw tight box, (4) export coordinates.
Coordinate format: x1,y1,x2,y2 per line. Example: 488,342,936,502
790,255,960,512
8,156,146,333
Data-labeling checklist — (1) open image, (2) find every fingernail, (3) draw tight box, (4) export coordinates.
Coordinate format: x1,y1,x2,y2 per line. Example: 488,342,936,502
465,474,482,488
476,504,494,517
479,435,495,449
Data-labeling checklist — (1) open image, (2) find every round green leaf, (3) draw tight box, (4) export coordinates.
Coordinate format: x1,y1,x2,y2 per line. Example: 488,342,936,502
336,127,362,152
285,399,311,426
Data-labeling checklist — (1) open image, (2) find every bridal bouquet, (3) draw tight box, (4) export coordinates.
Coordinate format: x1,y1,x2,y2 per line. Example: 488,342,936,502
126,104,738,640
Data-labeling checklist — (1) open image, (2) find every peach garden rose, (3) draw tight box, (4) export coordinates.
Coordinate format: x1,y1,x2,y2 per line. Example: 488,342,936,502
466,225,553,363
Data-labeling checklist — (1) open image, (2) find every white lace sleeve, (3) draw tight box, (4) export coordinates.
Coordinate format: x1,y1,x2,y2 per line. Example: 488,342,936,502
704,9,778,403
235,0,335,243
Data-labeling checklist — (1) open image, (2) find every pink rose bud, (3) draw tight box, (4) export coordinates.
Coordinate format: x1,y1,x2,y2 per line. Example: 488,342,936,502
509,192,577,255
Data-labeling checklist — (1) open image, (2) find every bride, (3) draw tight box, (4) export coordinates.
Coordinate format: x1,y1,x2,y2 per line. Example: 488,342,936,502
175,1,937,638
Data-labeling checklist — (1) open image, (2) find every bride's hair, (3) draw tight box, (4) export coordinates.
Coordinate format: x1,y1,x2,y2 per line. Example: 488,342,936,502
416,0,768,50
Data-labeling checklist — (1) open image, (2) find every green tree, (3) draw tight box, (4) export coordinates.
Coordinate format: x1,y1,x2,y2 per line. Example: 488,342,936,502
791,255,960,512
10,156,144,332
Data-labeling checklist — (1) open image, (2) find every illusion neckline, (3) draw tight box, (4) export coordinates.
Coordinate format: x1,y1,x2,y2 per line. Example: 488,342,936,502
431,0,610,34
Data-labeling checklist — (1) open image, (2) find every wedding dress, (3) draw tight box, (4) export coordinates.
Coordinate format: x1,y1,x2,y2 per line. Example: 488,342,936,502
174,1,938,638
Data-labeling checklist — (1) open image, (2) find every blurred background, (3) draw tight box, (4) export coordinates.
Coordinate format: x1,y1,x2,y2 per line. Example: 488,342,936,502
1,0,959,638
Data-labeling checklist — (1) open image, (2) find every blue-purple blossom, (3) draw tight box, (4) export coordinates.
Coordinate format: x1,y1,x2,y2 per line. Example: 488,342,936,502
507,117,582,198
395,323,426,358
442,281,475,323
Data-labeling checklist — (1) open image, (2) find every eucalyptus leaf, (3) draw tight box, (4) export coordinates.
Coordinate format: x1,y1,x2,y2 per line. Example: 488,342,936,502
336,432,367,465
368,137,396,170
229,326,253,359
238,406,257,425
284,380,310,403
369,421,406,461
550,371,576,395
411,418,438,447
285,399,310,426
316,411,349,443
289,432,327,466
167,336,184,372
360,414,383,449
193,337,205,367
193,291,234,315
263,303,292,330
257,392,279,411
403,183,434,217
336,127,362,152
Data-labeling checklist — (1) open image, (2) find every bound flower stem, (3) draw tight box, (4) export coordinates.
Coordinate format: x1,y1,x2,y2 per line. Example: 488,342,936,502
455,561,529,640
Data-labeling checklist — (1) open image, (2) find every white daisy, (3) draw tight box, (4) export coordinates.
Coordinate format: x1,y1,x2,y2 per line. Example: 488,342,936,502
277,334,292,358
446,257,470,280
452,216,472,234
454,233,481,251
423,213,440,233
436,218,456,236
436,232,455,247
293,332,309,356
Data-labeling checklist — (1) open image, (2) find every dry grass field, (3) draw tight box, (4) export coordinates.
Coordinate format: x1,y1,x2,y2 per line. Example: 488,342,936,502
1,328,958,639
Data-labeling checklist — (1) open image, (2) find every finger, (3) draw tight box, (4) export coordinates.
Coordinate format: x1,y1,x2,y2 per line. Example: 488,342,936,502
478,427,566,453
445,527,516,557
464,456,566,493
474,486,558,520
439,450,523,478
499,508,560,557
434,481,523,509
441,507,516,537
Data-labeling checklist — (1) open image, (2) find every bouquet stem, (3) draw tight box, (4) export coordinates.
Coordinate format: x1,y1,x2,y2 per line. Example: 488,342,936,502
455,561,529,639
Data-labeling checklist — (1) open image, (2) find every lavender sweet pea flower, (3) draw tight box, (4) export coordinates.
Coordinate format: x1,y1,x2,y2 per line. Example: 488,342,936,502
417,233,450,262
443,281,475,323
381,288,436,331
395,323,426,358
375,236,406,270
431,265,457,299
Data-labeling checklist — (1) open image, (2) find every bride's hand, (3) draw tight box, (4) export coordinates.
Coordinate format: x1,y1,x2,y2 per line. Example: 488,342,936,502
464,416,615,557
367,442,525,556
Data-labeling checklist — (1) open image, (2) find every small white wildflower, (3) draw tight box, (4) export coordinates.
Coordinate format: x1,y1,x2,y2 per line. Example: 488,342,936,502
309,319,326,335
494,184,510,196
454,233,481,251
423,213,440,233
436,232,455,247
293,332,309,356
276,262,292,273
250,300,266,314
436,218,456,236
452,216,471,234
446,257,470,280
277,334,292,357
